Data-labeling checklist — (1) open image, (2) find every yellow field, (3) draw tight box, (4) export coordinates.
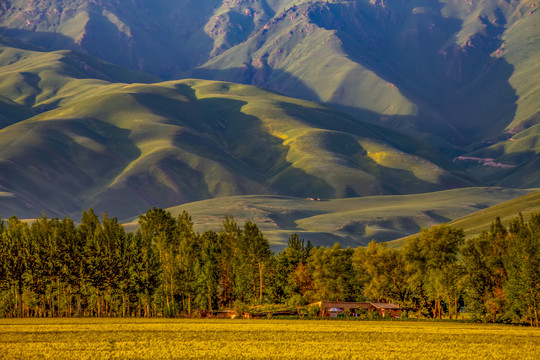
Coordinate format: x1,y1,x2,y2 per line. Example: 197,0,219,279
0,319,539,359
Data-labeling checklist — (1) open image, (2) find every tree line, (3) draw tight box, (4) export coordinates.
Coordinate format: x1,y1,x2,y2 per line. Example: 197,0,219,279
0,208,538,325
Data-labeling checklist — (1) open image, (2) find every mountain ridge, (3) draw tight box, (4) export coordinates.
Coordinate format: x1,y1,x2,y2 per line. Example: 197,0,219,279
0,36,478,219
0,0,539,235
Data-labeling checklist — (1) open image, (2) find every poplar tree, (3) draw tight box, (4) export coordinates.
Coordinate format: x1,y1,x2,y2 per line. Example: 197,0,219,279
139,207,177,314
176,211,199,315
504,213,540,326
355,241,411,304
197,230,221,311
241,221,271,303
462,218,508,322
404,224,464,319
3,217,31,317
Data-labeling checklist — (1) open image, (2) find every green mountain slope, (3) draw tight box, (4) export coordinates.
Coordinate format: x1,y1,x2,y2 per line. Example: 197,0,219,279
0,38,482,219
198,0,540,187
448,189,540,236
127,187,531,247
189,1,540,152
387,189,540,248
1,0,539,219
2,1,538,148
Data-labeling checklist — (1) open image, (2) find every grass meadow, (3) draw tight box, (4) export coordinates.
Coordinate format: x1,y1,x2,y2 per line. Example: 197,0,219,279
156,187,533,248
0,318,538,359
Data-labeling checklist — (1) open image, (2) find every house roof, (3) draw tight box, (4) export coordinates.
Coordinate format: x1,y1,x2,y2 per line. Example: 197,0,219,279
309,301,402,311
370,303,401,310
309,301,370,309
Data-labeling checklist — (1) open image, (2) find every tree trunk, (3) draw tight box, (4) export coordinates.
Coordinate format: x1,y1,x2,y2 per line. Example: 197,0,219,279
41,295,46,318
68,289,72,317
51,291,55,318
146,292,150,318
57,279,61,317
259,262,263,302
208,286,212,311
165,282,170,313
170,273,175,308
97,289,101,317
17,282,23,318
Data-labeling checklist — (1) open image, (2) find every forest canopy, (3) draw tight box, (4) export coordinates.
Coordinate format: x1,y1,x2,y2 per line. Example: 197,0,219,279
0,208,539,326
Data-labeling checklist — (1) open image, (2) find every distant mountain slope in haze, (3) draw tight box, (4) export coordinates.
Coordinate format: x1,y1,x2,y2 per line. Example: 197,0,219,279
153,187,532,247
2,0,537,188
1,0,540,220
387,189,540,248
0,38,480,219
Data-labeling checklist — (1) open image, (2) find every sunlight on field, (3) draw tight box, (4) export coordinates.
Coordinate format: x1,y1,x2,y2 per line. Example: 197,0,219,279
0,319,538,359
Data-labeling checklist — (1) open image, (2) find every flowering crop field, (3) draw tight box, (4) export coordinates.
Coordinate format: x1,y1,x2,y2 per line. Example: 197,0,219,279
0,319,539,359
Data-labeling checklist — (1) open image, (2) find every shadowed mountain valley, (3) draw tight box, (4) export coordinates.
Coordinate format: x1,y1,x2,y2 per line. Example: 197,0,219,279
0,1,539,244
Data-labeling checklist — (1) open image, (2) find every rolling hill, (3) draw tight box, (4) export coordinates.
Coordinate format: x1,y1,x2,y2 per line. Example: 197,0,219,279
0,0,539,237
120,187,532,248
0,37,481,220
1,0,538,189
387,189,540,248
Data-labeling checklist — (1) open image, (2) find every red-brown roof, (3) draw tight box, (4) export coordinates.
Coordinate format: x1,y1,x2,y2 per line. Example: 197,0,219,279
370,303,401,310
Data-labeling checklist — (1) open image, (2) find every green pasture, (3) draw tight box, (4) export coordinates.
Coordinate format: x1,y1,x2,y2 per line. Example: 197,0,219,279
123,187,532,248
388,189,540,248
0,318,538,359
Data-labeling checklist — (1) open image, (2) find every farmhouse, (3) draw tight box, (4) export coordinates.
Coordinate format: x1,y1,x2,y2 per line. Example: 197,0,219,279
309,301,402,318
369,303,402,318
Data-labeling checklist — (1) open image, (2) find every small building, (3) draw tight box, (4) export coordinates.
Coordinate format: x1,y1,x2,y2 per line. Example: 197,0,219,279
370,303,402,318
213,310,239,319
309,301,402,318
309,301,370,317
328,307,344,318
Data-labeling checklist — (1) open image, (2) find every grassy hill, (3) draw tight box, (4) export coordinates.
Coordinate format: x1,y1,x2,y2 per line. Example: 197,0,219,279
448,189,540,236
1,1,538,156
0,38,482,219
387,189,540,248
189,0,540,168
1,1,539,221
121,187,531,248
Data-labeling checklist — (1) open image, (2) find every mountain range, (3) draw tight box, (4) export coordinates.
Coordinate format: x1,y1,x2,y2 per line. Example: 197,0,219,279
0,0,539,235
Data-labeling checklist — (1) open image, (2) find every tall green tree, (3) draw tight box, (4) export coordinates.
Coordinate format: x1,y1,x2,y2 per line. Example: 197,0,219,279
175,211,199,315
59,216,85,317
98,213,127,316
219,217,242,306
504,213,540,326
240,221,271,303
79,209,107,316
132,230,161,317
139,207,177,314
30,215,63,317
404,224,465,318
355,241,411,305
197,230,221,311
310,243,359,302
3,217,32,317
462,218,508,322
272,234,313,303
